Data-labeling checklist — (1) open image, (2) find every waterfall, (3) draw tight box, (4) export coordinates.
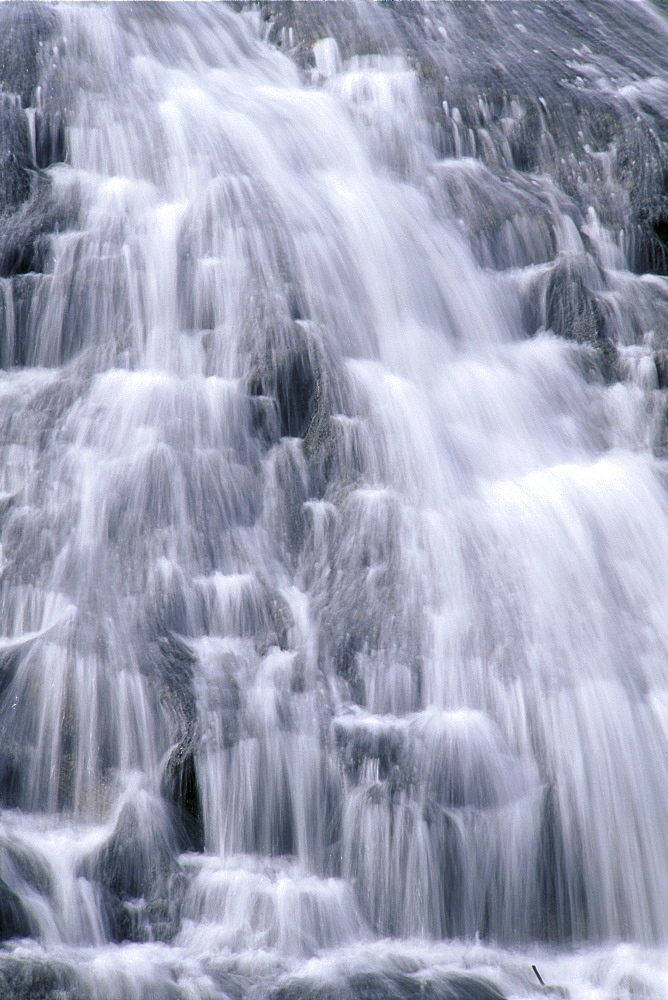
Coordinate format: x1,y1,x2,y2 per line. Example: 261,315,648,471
1,2,668,997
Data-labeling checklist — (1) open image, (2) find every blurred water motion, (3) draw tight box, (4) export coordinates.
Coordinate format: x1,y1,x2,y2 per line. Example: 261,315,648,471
1,2,668,998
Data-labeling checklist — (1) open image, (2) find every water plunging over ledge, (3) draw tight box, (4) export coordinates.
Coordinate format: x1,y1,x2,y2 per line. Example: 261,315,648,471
1,2,668,997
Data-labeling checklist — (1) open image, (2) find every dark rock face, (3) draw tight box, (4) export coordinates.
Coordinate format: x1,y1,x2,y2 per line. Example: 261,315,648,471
0,176,79,280
154,633,205,854
0,4,62,215
544,256,606,345
0,3,71,372
0,956,82,1000
0,835,54,943
253,0,668,276
78,798,184,943
384,1,668,271
0,879,32,942
389,4,667,277
651,215,668,277
249,341,319,441
248,0,668,426
0,96,32,213
32,108,66,172
519,254,620,384
162,749,204,854
0,4,58,107
256,1,398,67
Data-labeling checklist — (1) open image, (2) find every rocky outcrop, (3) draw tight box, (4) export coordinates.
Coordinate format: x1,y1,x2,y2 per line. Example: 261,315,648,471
78,797,185,943
0,4,70,370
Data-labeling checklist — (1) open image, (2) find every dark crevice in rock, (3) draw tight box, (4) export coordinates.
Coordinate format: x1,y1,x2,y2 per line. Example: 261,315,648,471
650,216,668,276
247,322,328,442
149,632,205,854
162,750,203,854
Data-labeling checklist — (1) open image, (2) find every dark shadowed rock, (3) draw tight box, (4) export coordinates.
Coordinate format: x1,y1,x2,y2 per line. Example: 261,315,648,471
545,255,606,345
0,96,32,212
0,4,58,107
144,631,205,854
248,323,325,441
255,1,397,68
78,796,184,942
0,956,83,1000
0,878,32,942
0,3,62,225
162,749,204,854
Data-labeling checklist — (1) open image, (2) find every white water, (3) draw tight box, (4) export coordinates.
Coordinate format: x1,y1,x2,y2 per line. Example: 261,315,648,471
1,2,668,998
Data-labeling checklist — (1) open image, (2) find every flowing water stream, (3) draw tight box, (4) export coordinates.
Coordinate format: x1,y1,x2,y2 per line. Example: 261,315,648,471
1,2,668,998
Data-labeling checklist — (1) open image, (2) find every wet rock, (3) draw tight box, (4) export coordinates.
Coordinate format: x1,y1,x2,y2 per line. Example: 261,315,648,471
334,715,405,785
80,802,166,900
162,749,203,854
1,504,60,585
33,108,66,170
431,161,561,270
571,340,619,387
0,878,32,942
537,784,577,942
506,99,543,173
3,274,40,367
0,179,81,371
0,837,52,902
544,255,606,344
78,797,184,943
0,96,32,213
0,956,83,1000
655,350,668,389
385,3,668,269
248,392,280,449
183,453,261,537
148,632,204,853
520,254,620,383
319,489,424,706
275,345,318,439
433,977,507,1000
263,441,310,567
257,1,398,68
0,4,58,108
0,740,24,809
0,213,50,280
0,635,27,704
191,572,294,654
0,178,80,280
648,215,668,277
248,326,323,441
0,3,63,273
0,838,54,942
267,589,293,652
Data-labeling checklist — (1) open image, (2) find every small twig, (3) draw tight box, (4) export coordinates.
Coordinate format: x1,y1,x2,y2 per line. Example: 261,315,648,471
532,965,546,987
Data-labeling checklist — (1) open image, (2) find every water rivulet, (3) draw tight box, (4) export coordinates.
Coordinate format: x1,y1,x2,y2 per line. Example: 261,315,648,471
1,2,668,997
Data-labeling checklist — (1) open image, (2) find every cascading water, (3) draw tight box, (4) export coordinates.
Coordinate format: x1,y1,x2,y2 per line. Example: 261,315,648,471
1,1,668,997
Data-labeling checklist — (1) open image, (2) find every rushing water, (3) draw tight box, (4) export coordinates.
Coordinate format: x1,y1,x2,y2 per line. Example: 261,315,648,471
1,1,668,997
